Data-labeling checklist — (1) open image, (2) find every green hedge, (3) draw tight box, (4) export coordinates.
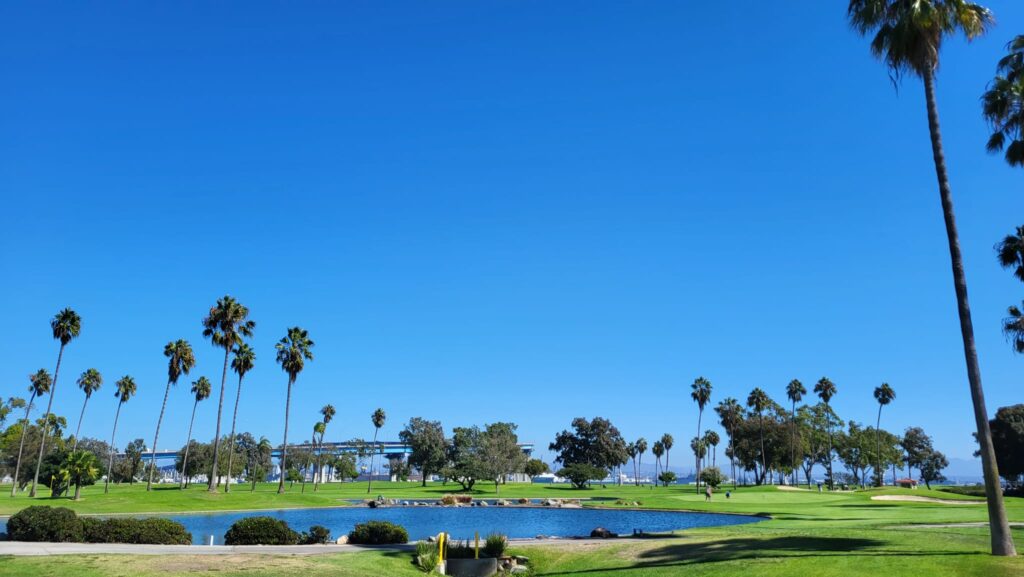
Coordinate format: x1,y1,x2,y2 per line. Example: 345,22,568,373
347,520,409,545
223,517,300,545
6,506,84,543
6,506,191,545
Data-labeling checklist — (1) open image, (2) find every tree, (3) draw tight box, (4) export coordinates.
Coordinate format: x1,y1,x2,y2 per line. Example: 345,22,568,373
996,226,1024,283
479,422,526,494
150,339,195,490
180,377,211,488
275,327,314,494
524,458,549,479
691,376,712,493
690,437,706,487
746,388,770,485
367,408,386,494
658,471,677,486
651,440,664,484
983,37,1024,167
920,449,949,489
556,463,607,489
786,379,806,485
105,375,136,493
224,342,255,493
122,438,146,484
31,307,81,497
1003,303,1024,354
799,403,842,487
699,466,725,489
813,377,838,489
71,368,102,451
660,433,674,478
873,383,896,486
548,417,628,485
202,295,256,493
715,398,743,489
61,450,99,500
399,417,447,486
703,430,720,469
313,404,335,490
633,437,647,486
10,369,51,497
312,421,326,489
848,0,1014,557
445,426,486,490
987,405,1024,487
901,426,933,482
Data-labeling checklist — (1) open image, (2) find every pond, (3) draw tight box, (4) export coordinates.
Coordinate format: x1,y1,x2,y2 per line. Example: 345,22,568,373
162,505,762,544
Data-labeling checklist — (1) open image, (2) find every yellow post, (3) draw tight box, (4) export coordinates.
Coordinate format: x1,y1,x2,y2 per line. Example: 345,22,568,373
475,531,480,559
438,532,446,562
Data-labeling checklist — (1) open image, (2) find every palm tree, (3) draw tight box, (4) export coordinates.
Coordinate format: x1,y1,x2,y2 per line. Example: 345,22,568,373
180,377,211,489
311,422,326,490
71,368,103,451
149,340,195,490
690,377,713,492
849,0,1014,556
715,398,743,489
786,379,806,485
690,437,706,486
224,343,255,492
31,307,81,497
996,226,1024,282
314,404,335,490
651,440,664,487
626,442,638,486
202,296,256,492
63,450,100,501
1003,303,1024,353
11,369,51,497
367,408,386,494
703,430,720,469
105,375,136,493
660,433,674,478
873,383,896,486
983,36,1024,167
251,436,273,492
746,388,770,485
814,377,838,490
276,327,314,494
634,437,647,486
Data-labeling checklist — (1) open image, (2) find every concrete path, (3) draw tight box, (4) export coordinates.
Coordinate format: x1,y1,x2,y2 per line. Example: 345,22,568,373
0,541,413,556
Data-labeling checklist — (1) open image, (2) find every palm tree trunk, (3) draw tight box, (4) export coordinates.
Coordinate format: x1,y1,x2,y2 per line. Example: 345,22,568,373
791,400,797,486
31,343,64,497
637,453,643,486
695,410,702,493
729,424,736,490
923,70,1016,556
875,404,883,487
224,373,245,493
825,402,834,490
208,348,230,492
758,412,767,485
105,401,123,494
180,400,199,489
367,428,379,494
10,393,36,497
278,376,294,494
72,396,90,452
148,380,173,491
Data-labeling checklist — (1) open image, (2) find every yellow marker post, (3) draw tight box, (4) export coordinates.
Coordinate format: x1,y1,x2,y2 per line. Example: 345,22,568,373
475,531,480,559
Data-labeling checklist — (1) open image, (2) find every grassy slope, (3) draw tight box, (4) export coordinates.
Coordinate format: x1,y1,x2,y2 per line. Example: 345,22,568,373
1,482,1023,576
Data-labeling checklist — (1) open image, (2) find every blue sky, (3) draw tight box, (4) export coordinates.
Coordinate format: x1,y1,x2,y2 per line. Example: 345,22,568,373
1,1,1022,473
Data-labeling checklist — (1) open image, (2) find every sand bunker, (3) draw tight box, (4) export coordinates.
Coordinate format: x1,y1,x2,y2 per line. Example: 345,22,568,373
870,495,983,505
775,486,810,491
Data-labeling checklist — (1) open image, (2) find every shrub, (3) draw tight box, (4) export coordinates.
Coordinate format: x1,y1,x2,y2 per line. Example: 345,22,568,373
83,517,191,545
301,525,332,545
440,494,473,505
483,533,507,558
698,467,725,489
347,520,409,545
414,541,440,572
444,539,476,559
224,517,300,545
6,506,84,543
939,485,986,497
556,464,607,489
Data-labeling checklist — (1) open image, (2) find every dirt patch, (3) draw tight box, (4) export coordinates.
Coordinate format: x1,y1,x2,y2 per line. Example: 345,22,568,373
870,495,983,505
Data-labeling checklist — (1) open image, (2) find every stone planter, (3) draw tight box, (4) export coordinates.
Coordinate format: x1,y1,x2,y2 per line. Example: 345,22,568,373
443,558,498,577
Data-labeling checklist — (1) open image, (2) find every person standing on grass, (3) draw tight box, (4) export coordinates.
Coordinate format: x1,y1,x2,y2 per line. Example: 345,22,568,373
705,485,713,501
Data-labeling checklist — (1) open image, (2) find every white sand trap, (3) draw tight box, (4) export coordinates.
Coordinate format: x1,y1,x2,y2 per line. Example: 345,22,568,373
870,495,983,505
776,485,810,491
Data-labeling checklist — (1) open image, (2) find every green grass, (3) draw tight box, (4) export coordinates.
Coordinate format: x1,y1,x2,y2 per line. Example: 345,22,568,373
2,482,1023,576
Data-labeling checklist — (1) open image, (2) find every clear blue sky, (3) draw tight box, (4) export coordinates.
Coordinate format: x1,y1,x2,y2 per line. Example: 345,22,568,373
1,1,1022,472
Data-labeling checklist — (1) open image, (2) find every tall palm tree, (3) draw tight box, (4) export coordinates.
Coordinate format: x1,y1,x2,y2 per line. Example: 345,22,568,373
849,0,1014,556
634,437,647,486
276,327,314,494
31,307,81,497
224,343,256,492
786,379,806,485
873,383,896,486
367,408,386,494
627,442,638,486
149,340,195,490
715,397,743,489
660,433,674,477
11,369,51,497
180,377,211,489
202,296,256,492
72,368,103,451
651,440,664,487
690,376,712,492
105,375,136,493
251,436,273,492
312,421,326,490
314,404,335,490
983,36,1024,167
703,430,720,469
746,388,770,485
690,437,706,486
814,377,838,490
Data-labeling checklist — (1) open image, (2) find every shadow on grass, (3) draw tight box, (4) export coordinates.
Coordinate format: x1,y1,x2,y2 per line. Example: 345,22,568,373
537,535,981,576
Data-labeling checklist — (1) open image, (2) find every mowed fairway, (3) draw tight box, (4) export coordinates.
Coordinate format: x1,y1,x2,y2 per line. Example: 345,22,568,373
1,482,1023,576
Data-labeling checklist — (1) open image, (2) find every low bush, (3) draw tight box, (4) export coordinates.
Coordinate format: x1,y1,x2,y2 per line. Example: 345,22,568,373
440,494,473,505
301,525,332,545
6,506,83,543
483,533,507,558
224,517,300,545
83,517,191,545
939,485,986,497
444,539,476,559
414,540,440,572
347,520,409,545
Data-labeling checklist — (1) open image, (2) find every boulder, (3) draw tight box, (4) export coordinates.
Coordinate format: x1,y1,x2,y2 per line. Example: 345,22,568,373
477,500,489,507
335,535,349,545
590,527,618,539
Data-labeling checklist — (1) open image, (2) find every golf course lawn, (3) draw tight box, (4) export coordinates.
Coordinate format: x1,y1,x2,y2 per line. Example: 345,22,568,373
1,482,1023,576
